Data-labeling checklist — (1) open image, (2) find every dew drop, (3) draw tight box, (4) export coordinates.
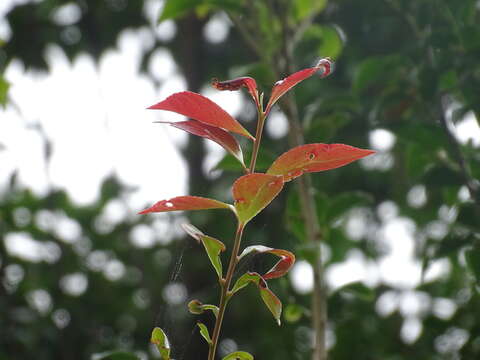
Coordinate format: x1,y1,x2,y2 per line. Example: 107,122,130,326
274,79,285,86
165,202,174,208
307,152,316,160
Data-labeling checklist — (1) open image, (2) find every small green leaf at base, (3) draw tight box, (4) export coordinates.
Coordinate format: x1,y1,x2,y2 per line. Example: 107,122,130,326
197,322,212,345
223,351,254,360
151,327,171,360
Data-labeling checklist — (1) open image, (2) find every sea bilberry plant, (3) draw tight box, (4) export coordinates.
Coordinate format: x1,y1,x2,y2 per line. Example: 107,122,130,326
141,58,374,360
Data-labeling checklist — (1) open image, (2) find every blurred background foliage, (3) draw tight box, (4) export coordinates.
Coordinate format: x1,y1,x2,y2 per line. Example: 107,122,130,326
1,0,480,359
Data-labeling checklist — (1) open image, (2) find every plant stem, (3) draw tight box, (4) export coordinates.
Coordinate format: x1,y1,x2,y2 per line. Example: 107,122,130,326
208,222,245,360
249,110,266,173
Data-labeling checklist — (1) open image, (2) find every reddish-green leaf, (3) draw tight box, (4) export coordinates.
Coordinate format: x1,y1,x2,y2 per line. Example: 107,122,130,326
182,223,226,279
239,245,295,280
265,58,333,114
188,299,219,318
197,322,212,345
222,351,254,360
149,91,254,139
212,77,260,109
157,120,246,169
151,327,171,360
139,196,231,214
259,282,282,326
232,173,284,224
267,143,375,182
230,272,282,325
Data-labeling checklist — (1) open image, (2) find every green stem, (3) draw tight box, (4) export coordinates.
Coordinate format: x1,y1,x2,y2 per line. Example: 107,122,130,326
208,222,245,360
249,110,266,173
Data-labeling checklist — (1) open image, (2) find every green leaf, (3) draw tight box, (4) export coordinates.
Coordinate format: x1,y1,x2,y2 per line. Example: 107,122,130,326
197,322,212,345
465,247,480,284
95,352,140,360
182,223,226,279
188,299,219,317
223,351,254,360
151,327,171,360
159,0,198,21
232,173,284,224
231,272,261,295
284,304,304,323
0,76,10,107
293,0,327,20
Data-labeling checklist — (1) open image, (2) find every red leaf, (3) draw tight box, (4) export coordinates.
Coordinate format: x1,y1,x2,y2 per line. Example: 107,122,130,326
267,143,375,182
265,58,333,115
212,77,260,108
232,173,284,224
149,91,254,139
239,245,295,280
158,120,245,168
139,196,231,214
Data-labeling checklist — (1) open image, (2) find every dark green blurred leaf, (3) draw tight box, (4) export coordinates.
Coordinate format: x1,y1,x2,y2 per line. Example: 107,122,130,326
159,0,199,21
284,304,304,323
327,191,373,224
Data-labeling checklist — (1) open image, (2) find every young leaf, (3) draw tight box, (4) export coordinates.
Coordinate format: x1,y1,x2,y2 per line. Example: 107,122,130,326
238,245,295,280
197,322,212,345
188,299,219,318
182,223,226,279
232,173,284,224
212,76,260,109
151,327,171,360
156,120,246,169
267,143,375,182
149,91,254,139
222,351,254,360
139,196,232,214
265,58,333,115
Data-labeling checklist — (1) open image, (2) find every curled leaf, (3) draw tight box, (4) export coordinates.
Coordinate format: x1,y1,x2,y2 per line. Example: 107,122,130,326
139,196,232,214
182,223,226,279
151,327,171,360
267,143,375,182
197,322,212,345
230,272,282,325
157,120,246,169
149,91,254,139
222,351,254,360
232,173,284,224
265,57,333,114
238,245,295,280
212,77,260,109
188,299,219,318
